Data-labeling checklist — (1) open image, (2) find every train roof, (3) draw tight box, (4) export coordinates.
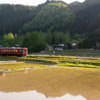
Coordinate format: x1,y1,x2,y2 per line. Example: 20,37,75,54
0,47,28,49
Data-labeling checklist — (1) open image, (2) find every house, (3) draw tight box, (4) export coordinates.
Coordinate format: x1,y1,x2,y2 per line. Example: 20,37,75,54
54,44,64,51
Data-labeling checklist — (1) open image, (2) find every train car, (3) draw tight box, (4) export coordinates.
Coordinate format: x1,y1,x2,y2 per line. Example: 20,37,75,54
0,47,28,57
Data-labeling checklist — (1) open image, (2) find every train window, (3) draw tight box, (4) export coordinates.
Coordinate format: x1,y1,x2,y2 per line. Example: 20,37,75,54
22,50,25,52
16,50,18,52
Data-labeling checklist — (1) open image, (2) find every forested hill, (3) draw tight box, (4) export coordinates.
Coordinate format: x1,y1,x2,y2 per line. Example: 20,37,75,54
0,0,100,49
70,0,100,48
20,1,75,33
70,0,100,33
0,4,35,35
0,0,100,34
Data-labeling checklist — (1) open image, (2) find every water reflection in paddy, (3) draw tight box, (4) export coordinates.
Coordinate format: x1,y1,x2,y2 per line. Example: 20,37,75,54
0,91,87,100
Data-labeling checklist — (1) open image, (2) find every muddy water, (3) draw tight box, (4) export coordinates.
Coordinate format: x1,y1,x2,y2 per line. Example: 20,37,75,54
0,91,86,100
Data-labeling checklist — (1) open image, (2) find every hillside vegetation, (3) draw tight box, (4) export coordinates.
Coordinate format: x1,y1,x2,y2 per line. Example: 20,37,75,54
0,0,100,51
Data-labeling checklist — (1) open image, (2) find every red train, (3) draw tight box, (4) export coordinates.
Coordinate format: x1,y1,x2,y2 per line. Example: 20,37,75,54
0,47,28,57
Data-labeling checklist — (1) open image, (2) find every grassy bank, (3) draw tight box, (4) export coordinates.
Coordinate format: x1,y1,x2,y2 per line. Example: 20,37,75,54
26,55,100,68
47,50,100,57
0,55,100,70
0,54,100,71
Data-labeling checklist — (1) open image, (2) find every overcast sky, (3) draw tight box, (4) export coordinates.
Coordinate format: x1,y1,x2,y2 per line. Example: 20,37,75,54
0,0,85,6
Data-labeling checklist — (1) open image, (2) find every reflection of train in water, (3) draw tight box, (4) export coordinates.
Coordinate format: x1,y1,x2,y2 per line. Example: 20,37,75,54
0,47,28,57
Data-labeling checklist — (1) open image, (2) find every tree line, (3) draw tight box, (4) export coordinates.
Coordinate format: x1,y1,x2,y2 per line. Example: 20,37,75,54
0,31,81,52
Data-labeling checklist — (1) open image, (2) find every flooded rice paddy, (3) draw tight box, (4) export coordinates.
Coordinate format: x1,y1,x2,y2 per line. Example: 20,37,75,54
0,67,100,100
0,55,100,100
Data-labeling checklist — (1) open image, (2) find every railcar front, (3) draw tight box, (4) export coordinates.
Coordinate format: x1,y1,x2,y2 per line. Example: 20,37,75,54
0,47,28,57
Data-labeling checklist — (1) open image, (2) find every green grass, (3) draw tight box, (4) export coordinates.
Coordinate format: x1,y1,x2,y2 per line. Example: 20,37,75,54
61,50,100,54
26,55,100,68
0,51,100,71
50,50,100,57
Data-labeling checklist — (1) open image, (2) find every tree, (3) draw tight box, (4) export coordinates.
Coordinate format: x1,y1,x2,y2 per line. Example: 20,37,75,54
45,30,52,45
22,31,46,52
64,32,71,44
53,31,65,44
3,33,14,46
